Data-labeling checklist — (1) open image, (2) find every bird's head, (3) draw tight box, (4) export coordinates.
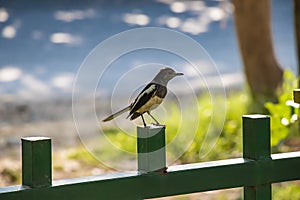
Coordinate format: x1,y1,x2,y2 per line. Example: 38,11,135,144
153,67,184,85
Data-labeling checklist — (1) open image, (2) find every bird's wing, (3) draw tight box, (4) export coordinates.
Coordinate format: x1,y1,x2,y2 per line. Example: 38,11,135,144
128,83,157,116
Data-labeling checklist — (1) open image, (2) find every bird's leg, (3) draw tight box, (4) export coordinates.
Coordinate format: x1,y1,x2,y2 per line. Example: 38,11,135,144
147,111,160,125
140,114,147,127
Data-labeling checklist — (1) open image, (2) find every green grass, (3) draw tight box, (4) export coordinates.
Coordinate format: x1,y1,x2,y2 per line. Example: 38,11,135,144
273,182,300,200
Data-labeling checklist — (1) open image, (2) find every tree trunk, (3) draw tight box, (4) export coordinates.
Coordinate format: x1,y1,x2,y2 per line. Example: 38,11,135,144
232,0,283,100
295,0,300,80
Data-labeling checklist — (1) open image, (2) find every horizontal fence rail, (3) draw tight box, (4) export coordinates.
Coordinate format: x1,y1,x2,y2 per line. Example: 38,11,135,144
2,89,300,200
0,153,300,200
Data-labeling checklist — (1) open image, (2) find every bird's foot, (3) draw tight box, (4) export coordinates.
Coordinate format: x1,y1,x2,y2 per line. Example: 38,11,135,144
151,123,163,126
154,167,168,174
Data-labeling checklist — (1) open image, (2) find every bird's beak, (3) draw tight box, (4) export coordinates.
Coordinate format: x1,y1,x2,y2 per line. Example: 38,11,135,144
175,72,184,76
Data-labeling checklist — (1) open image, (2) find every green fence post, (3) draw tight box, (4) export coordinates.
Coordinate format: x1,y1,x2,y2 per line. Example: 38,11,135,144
294,89,300,133
243,115,271,200
137,125,166,173
22,136,52,188
294,89,300,104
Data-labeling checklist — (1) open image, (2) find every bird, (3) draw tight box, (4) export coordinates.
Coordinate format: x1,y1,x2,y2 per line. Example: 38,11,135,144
102,67,184,126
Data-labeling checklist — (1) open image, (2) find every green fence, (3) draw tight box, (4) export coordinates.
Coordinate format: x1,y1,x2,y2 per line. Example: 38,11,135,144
1,93,300,200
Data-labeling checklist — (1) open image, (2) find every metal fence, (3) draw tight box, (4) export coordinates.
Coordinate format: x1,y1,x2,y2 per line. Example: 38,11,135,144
1,93,300,200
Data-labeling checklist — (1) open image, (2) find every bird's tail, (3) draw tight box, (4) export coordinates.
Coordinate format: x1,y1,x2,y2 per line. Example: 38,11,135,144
102,106,131,122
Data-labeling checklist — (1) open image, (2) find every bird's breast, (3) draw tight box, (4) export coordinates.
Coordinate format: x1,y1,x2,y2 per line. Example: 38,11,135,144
136,96,163,114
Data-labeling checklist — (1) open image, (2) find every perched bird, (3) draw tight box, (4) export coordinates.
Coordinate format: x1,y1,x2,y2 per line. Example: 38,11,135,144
102,67,183,126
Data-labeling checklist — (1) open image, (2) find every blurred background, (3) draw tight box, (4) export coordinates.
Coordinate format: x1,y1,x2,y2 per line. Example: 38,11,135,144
0,0,299,199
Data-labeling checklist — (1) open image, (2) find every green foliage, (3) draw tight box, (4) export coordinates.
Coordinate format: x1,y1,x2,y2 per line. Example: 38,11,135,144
99,92,251,164
265,71,299,147
273,183,300,200
180,92,249,162
104,128,136,153
75,70,299,165
68,147,100,165
1,168,19,184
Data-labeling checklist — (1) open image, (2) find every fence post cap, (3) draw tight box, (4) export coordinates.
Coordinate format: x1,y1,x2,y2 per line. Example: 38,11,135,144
242,114,269,119
21,136,51,141
137,124,165,129
294,89,300,104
